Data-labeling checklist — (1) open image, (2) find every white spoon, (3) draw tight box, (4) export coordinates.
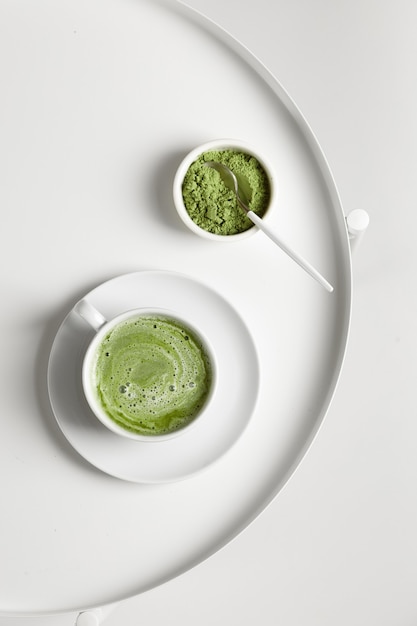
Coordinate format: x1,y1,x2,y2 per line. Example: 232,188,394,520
204,161,334,293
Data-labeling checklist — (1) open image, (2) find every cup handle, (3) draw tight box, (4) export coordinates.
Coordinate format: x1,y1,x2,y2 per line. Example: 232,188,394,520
74,299,107,332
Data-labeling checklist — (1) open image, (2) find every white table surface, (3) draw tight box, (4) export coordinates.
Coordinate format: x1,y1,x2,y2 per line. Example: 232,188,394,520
2,0,417,624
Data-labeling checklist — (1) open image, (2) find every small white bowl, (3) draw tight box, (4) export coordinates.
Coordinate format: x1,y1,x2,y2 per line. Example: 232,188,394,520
173,139,275,242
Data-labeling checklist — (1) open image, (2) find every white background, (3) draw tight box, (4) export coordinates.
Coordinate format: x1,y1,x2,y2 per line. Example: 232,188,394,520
3,0,417,624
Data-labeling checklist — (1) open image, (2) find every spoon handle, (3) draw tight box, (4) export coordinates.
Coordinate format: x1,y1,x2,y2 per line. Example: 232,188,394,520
247,211,334,293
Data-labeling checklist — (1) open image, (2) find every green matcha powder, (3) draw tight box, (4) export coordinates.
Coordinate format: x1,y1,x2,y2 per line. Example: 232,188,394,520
182,149,270,236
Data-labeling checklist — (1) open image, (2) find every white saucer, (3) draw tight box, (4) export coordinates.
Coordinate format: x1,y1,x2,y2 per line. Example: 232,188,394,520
47,270,260,483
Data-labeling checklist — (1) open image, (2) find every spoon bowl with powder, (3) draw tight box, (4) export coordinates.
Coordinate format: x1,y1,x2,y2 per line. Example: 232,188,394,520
173,139,274,242
173,139,333,292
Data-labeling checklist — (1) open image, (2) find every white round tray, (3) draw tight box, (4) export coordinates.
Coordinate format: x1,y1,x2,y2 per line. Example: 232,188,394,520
0,0,351,615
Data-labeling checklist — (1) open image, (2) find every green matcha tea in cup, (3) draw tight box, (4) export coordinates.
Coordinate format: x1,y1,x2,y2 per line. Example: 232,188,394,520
75,299,216,441
173,139,274,241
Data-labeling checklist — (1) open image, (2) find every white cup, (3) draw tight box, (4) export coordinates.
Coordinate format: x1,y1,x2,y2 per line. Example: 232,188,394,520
75,299,217,442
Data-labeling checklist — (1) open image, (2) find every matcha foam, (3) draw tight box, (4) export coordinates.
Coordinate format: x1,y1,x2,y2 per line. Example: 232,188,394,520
93,315,213,436
182,149,270,236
